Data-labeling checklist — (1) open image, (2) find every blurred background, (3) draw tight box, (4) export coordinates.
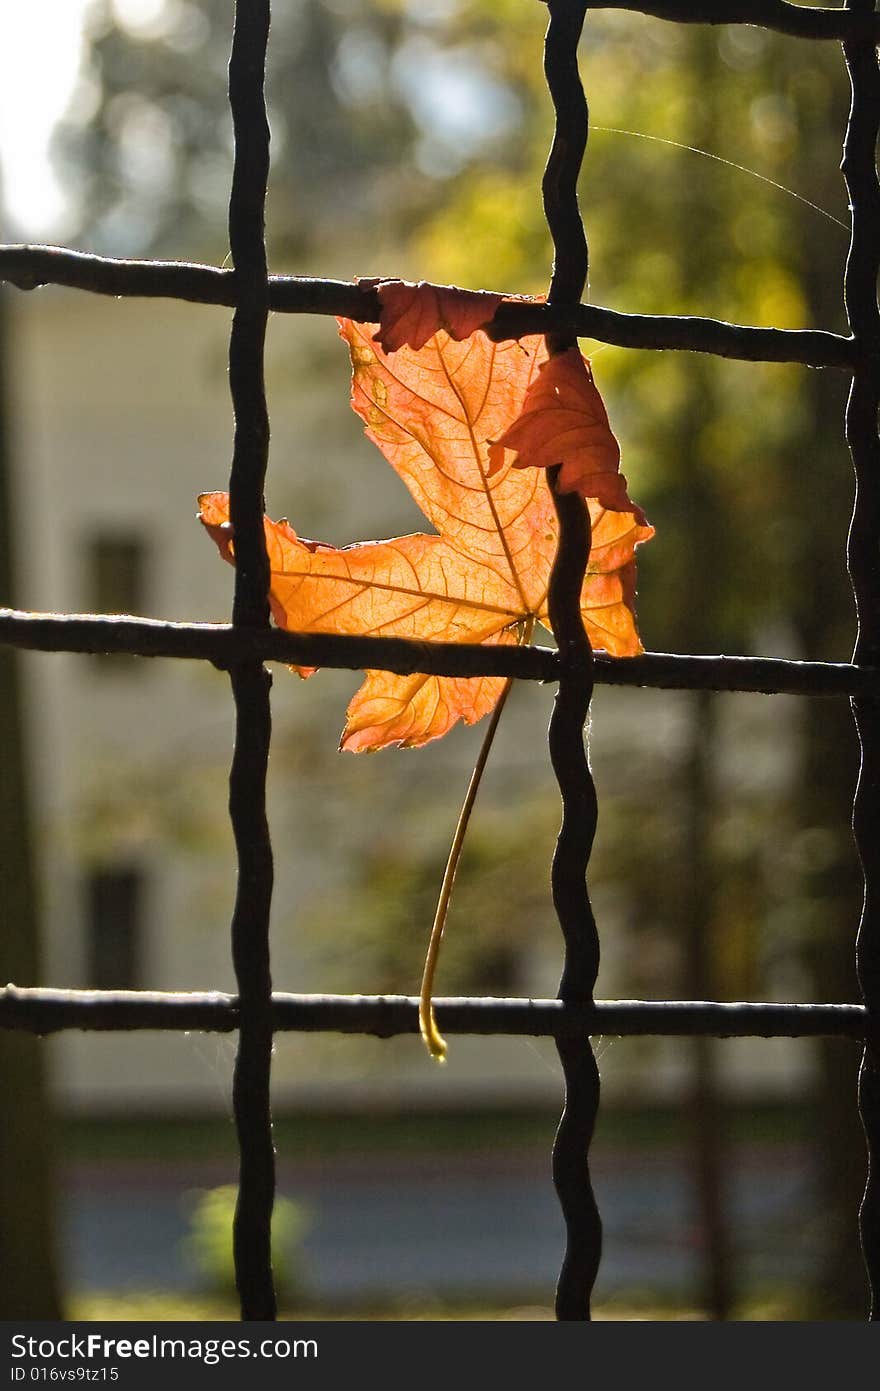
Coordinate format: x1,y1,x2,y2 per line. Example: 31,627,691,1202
0,0,869,1319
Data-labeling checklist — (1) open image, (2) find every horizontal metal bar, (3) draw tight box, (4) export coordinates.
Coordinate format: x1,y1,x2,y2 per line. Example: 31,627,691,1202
0,247,854,369
585,1,880,41
489,300,855,369
595,650,880,697
0,608,558,681
0,986,867,1040
0,246,372,316
3,608,880,697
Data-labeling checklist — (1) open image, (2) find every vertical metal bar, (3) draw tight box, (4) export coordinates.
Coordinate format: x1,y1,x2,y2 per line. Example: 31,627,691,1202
843,0,880,1322
226,0,276,1321
542,0,603,1322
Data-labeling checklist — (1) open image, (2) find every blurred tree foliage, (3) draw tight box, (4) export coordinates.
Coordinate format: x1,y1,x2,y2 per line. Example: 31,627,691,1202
312,798,558,996
410,4,864,1316
57,0,871,1315
55,0,420,257
54,0,524,262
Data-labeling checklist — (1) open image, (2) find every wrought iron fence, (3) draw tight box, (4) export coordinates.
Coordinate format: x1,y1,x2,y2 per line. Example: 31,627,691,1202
1,0,879,1322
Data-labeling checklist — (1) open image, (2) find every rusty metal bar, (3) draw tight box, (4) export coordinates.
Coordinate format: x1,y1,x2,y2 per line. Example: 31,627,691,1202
8,607,880,697
0,246,856,369
843,0,880,1322
225,0,276,1323
542,0,603,1324
0,986,868,1040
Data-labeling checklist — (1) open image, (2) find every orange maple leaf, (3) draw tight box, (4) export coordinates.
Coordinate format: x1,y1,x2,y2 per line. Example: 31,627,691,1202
199,323,653,752
361,278,505,352
488,346,648,525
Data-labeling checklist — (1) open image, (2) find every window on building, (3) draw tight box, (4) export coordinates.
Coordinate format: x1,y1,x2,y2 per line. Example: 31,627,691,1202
86,533,148,614
84,532,149,672
85,866,144,990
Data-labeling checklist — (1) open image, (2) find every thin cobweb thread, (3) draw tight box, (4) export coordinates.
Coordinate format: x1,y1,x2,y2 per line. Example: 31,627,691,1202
592,125,849,231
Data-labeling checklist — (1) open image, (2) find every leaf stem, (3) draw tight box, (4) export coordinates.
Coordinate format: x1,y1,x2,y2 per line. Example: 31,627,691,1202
420,617,536,1062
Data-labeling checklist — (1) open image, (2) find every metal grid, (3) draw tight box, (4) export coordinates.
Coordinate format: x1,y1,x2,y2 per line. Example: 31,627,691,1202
1,0,879,1322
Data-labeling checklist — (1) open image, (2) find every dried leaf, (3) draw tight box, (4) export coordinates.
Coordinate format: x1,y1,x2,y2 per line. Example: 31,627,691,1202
362,278,504,352
199,325,653,752
488,346,648,525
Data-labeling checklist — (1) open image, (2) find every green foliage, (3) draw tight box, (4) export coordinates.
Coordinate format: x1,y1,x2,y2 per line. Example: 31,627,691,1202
182,1184,310,1304
415,14,852,652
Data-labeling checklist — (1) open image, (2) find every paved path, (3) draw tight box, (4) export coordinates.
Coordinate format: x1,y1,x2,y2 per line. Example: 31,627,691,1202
64,1143,815,1303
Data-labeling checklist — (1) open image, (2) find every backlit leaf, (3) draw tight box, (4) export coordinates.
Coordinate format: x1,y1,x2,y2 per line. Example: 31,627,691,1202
362,277,504,352
488,346,648,524
198,325,653,751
